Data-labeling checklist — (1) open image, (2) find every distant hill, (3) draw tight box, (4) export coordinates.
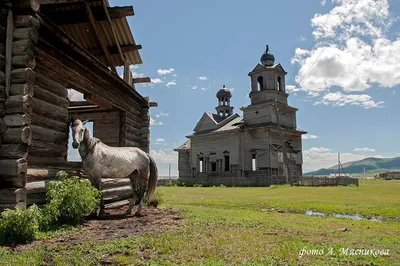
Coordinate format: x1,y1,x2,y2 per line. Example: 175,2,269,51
305,157,400,176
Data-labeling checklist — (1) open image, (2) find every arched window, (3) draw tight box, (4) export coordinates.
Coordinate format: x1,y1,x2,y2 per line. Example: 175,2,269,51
257,76,264,91
277,76,282,91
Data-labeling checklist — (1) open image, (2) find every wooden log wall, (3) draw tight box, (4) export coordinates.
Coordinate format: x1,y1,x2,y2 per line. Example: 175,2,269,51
0,3,34,211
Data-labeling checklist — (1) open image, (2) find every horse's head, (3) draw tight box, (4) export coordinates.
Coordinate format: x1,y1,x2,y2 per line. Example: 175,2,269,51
71,119,89,149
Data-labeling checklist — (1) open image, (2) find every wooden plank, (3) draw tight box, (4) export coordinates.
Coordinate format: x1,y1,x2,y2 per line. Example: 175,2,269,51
29,140,66,157
13,0,40,14
0,188,26,204
3,113,31,126
0,158,27,187
34,85,69,109
3,126,32,144
5,9,12,98
149,102,158,107
11,68,36,84
4,94,33,114
31,124,68,144
12,54,36,68
26,155,66,167
13,27,39,43
0,144,29,159
35,72,68,98
14,15,40,29
31,112,68,133
0,118,6,134
26,168,83,182
84,1,116,73
89,44,142,57
0,202,26,211
102,0,124,63
32,97,68,122
39,4,134,25
123,58,131,85
10,83,34,96
13,39,35,57
132,77,151,84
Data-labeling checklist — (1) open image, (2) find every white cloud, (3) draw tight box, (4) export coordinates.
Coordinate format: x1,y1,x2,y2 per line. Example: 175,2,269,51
151,78,164,84
321,0,327,6
303,146,375,172
198,76,208,80
291,0,398,107
155,112,169,118
302,134,319,139
68,89,84,101
298,36,307,42
150,149,177,164
150,117,163,126
192,86,198,90
129,65,139,70
157,68,175,75
200,87,207,91
353,147,376,152
166,81,177,87
154,138,166,144
315,91,384,109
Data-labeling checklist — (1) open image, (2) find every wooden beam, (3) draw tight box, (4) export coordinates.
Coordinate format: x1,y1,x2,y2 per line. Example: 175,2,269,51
88,44,142,57
132,77,151,84
102,0,124,63
123,58,132,86
5,9,13,98
13,0,40,14
149,102,158,108
39,4,134,25
83,1,116,73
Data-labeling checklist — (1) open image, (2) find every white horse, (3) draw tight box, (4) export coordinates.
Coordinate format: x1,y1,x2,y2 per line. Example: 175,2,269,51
71,119,158,216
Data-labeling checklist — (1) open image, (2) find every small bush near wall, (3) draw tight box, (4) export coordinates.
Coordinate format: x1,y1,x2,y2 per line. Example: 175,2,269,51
39,171,101,230
0,205,40,244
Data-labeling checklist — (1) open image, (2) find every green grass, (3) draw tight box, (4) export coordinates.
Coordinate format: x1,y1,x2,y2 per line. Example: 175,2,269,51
1,179,399,265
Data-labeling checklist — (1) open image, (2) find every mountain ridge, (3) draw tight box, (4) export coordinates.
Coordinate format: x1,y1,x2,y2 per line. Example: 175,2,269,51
305,157,400,176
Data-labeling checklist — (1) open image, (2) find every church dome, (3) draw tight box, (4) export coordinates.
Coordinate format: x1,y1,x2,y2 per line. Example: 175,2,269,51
260,45,275,66
216,85,232,98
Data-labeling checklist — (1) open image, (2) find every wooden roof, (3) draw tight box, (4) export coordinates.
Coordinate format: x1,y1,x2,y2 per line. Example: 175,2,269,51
37,0,142,72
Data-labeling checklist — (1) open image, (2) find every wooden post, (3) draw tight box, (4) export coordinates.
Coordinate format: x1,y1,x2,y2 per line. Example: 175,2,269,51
84,1,116,73
123,58,132,86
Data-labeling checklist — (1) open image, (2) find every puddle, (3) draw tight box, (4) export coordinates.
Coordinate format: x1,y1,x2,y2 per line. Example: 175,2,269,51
305,209,382,222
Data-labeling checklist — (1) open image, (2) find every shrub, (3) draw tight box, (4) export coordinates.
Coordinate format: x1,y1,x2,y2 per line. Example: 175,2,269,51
0,205,40,244
146,189,164,208
40,171,101,230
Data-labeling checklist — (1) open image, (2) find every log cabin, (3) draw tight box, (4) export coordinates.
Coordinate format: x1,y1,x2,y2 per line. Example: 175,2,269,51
0,0,156,211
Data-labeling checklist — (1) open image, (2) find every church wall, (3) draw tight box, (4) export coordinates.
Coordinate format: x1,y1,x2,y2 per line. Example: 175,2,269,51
242,128,271,170
177,151,191,178
243,105,273,126
190,131,240,169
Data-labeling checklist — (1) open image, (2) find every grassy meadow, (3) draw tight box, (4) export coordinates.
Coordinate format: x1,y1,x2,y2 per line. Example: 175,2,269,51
1,179,399,265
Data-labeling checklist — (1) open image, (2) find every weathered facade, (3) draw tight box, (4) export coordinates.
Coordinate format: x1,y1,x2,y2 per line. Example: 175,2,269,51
0,0,155,210
175,46,307,186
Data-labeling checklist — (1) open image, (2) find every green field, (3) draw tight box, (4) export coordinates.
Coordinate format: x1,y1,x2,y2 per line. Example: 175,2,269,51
1,179,399,265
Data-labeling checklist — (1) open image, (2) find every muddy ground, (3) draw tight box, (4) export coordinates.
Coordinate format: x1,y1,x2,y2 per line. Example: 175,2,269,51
14,206,184,251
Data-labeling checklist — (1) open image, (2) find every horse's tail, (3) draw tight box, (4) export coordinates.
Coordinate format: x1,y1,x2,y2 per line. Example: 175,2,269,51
145,153,158,202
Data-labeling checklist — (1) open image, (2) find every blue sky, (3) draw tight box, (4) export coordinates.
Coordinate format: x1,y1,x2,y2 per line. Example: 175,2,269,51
70,0,400,175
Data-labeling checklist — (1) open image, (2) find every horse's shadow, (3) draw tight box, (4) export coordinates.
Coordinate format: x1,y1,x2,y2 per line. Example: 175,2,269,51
85,212,145,221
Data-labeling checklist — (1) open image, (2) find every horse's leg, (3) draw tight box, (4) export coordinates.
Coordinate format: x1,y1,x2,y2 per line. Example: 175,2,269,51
97,178,105,216
88,175,103,216
125,170,139,215
134,169,149,217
